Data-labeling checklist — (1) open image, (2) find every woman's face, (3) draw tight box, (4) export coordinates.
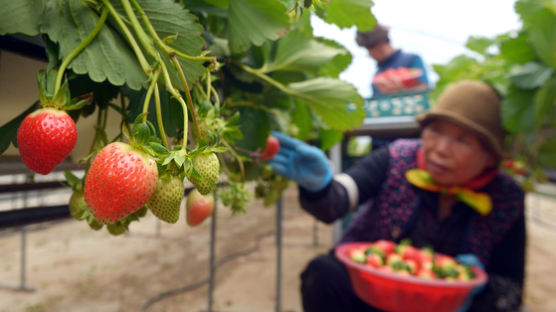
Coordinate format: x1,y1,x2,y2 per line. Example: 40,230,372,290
421,120,496,186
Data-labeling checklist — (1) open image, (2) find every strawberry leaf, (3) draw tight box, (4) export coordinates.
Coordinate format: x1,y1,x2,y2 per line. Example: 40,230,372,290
318,0,376,31
269,30,348,73
0,102,39,153
287,78,365,131
0,0,44,36
150,143,169,155
41,0,145,90
228,0,289,53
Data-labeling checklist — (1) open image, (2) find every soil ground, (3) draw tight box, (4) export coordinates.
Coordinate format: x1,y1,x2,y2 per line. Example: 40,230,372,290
0,186,555,312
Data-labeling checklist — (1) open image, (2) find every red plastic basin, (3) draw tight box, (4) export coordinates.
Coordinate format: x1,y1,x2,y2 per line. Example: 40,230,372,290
335,242,488,312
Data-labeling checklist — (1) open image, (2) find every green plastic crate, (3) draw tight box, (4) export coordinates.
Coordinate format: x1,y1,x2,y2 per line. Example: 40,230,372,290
364,89,431,118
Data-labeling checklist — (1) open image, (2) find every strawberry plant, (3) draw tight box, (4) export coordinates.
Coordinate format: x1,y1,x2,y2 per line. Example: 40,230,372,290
0,0,377,232
431,0,556,191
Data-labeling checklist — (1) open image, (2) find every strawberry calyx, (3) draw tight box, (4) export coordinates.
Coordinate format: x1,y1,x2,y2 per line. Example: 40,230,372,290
37,68,90,111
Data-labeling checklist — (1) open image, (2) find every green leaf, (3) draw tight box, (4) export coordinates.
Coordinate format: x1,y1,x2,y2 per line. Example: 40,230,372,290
320,0,376,31
538,136,556,169
534,77,556,126
509,62,554,89
502,87,536,133
0,0,44,36
41,0,145,90
288,78,365,131
515,0,556,68
150,142,169,154
499,32,537,64
316,37,353,78
135,0,206,84
203,0,229,8
431,55,481,99
319,129,343,151
0,102,39,153
235,107,270,151
465,36,494,56
228,0,289,53
291,100,312,140
269,30,348,72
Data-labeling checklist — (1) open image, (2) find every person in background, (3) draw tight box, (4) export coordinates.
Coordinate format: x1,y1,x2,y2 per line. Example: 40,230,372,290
269,80,525,312
356,24,429,96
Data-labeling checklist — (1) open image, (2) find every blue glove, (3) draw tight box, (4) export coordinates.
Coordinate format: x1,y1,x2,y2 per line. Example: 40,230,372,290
456,254,486,312
268,131,332,192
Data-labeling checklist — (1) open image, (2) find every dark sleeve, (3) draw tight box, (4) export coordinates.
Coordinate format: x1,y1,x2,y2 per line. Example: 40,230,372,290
345,145,390,205
470,215,526,312
298,146,390,224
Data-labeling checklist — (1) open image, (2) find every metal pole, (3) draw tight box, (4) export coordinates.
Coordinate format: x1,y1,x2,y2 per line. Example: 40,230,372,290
207,195,217,312
329,143,343,244
19,175,32,291
20,227,27,290
275,195,283,312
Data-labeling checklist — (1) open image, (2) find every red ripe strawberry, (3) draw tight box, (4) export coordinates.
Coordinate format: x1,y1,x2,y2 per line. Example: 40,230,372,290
186,189,214,226
260,136,280,160
17,108,77,175
372,240,396,255
397,244,420,262
84,142,158,223
365,253,384,268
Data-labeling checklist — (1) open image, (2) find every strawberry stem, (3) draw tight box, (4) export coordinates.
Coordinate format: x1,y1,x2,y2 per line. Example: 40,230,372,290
130,0,215,64
154,83,169,149
171,57,202,141
102,0,150,74
120,0,157,58
142,68,161,122
54,6,108,97
160,62,188,152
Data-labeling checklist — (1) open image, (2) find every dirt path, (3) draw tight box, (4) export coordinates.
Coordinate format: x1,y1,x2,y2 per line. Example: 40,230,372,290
0,187,555,312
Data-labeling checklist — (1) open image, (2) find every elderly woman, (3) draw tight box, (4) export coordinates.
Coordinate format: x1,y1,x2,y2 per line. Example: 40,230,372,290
269,80,525,312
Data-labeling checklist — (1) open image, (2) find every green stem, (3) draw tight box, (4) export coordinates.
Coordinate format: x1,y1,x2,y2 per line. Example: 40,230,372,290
142,69,161,121
54,6,108,96
102,0,150,74
222,139,245,181
120,0,157,57
210,85,220,110
227,100,277,114
205,67,211,101
88,108,104,155
171,57,202,140
154,83,169,149
160,62,188,151
130,0,214,63
240,63,309,100
101,105,109,132
119,92,132,136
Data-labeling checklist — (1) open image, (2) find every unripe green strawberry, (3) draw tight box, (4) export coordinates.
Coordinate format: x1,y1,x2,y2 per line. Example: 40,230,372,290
69,191,87,220
106,223,127,236
190,153,219,195
87,217,104,231
84,142,158,224
17,108,78,175
186,189,214,226
147,175,184,224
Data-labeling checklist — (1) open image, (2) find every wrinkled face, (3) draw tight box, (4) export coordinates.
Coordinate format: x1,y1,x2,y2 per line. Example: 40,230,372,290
421,120,496,186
